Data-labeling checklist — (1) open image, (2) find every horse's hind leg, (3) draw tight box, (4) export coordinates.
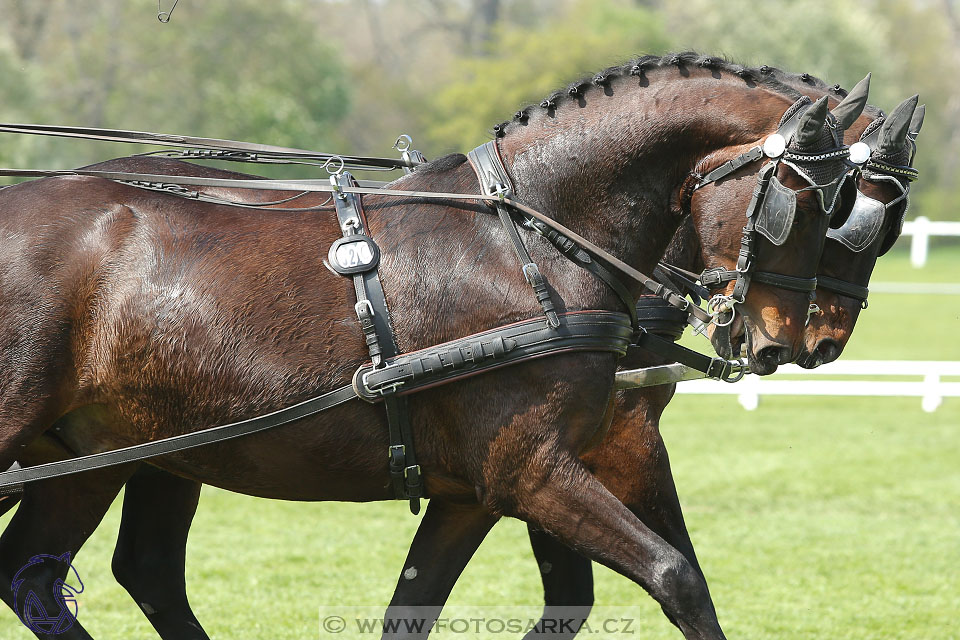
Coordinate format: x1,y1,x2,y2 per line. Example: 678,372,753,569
111,466,208,640
383,499,499,639
0,463,135,639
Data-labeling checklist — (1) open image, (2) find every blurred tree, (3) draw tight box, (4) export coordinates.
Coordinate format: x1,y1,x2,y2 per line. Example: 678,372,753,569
422,0,670,152
0,0,954,220
0,1,351,170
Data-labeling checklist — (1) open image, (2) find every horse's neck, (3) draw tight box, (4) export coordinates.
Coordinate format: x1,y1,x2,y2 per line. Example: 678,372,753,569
497,72,794,288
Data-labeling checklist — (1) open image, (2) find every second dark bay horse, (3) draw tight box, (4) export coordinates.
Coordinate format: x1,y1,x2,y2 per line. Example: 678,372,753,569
0,54,863,640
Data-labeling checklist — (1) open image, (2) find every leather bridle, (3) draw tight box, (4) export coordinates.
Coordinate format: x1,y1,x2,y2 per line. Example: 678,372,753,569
678,97,854,328
817,118,920,308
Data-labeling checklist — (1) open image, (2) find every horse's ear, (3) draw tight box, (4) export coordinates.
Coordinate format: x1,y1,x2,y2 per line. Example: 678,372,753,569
794,96,830,148
831,73,870,131
877,94,919,156
909,103,925,137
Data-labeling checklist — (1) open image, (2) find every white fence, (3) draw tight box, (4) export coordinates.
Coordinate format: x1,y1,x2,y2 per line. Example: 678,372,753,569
674,360,960,412
900,216,960,267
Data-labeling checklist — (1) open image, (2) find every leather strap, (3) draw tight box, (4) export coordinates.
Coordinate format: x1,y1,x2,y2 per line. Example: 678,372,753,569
354,311,633,400
0,166,713,327
699,267,817,294
0,311,634,491
0,123,420,171
817,275,869,303
631,331,743,381
0,384,359,488
468,142,561,329
332,171,421,512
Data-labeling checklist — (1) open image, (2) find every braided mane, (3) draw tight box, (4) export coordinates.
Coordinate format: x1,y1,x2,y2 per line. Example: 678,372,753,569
495,52,878,137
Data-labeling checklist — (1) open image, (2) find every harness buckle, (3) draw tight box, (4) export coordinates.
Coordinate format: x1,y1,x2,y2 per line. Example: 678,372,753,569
521,262,543,286
699,267,726,289
361,369,408,396
404,465,422,497
388,444,406,471
706,358,730,379
355,299,375,321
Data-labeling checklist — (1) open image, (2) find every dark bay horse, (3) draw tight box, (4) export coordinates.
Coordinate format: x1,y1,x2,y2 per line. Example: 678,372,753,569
380,82,923,639
0,55,857,639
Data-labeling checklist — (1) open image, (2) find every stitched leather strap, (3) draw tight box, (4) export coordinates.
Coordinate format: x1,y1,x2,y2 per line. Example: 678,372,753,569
0,384,359,488
817,275,869,302
354,311,633,400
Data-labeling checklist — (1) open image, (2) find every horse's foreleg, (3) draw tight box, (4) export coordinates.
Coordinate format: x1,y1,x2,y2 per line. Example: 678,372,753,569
382,499,499,640
0,463,135,639
111,466,208,640
490,453,724,640
523,438,709,638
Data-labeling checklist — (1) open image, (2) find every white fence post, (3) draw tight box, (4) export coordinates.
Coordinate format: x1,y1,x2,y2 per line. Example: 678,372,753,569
909,215,930,268
922,373,942,413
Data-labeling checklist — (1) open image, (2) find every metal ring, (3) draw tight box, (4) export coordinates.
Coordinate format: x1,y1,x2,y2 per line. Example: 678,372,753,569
157,0,178,22
393,135,413,153
721,359,748,383
322,156,345,176
707,295,738,327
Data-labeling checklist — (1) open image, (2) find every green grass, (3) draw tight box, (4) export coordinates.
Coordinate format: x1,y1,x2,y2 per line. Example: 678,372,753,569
2,248,959,639
871,246,960,284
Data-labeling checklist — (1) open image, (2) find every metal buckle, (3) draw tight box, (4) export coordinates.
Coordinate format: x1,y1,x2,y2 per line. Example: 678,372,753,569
361,369,405,396
706,358,729,379
355,299,375,321
521,262,542,286
699,267,725,289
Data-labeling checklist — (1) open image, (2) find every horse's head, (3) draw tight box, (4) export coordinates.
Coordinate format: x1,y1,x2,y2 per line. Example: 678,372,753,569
690,87,868,374
799,94,922,367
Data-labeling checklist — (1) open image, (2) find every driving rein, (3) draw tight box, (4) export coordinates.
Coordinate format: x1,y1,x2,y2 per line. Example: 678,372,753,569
0,101,854,510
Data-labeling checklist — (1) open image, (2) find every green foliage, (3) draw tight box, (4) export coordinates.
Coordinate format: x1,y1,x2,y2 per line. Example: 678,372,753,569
0,0,955,213
423,0,671,152
0,1,351,170
663,0,888,91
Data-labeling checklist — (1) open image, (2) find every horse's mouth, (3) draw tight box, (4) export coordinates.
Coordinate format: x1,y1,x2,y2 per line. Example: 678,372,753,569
708,313,745,360
796,348,823,369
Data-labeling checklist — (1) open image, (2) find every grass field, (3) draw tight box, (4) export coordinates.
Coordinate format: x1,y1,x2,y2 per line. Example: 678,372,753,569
1,246,958,639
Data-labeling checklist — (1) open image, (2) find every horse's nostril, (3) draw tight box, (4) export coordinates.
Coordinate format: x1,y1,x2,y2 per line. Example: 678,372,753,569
757,346,781,368
757,345,792,368
815,338,841,364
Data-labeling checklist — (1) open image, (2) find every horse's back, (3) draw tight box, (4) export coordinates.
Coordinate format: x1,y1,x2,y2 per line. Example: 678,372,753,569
0,176,360,425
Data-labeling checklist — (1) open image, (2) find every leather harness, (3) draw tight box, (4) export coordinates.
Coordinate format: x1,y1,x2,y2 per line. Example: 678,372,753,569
0,110,861,507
